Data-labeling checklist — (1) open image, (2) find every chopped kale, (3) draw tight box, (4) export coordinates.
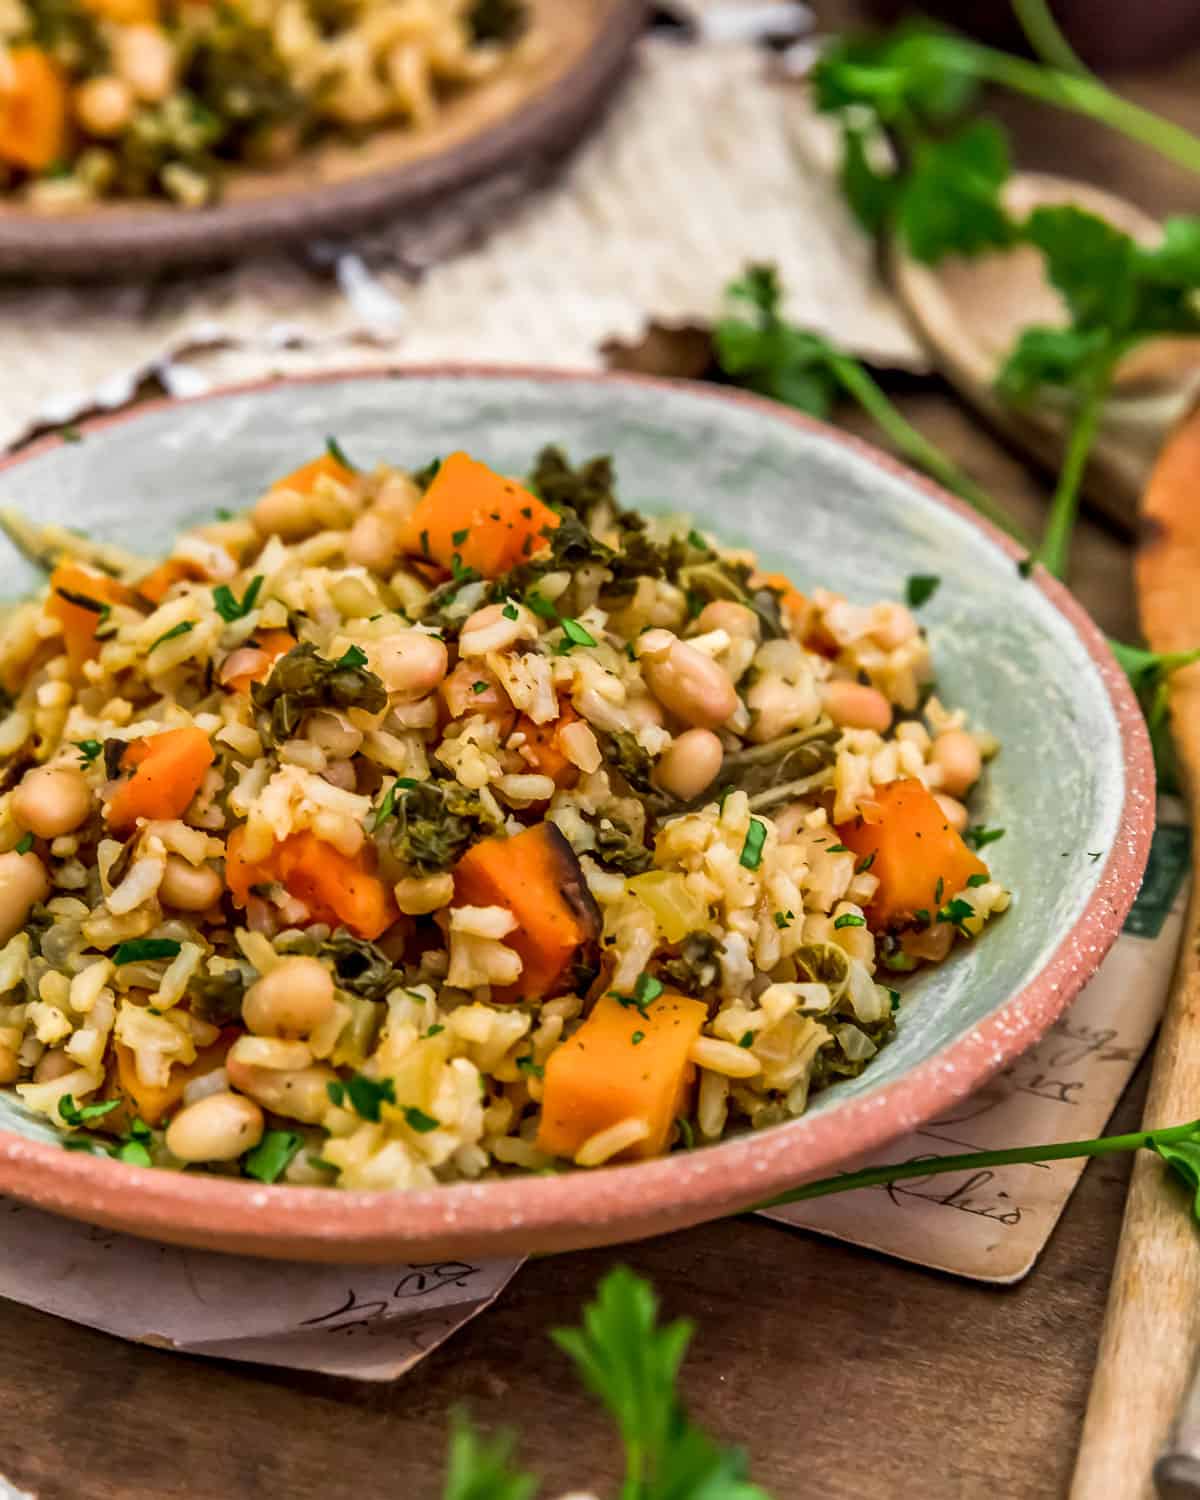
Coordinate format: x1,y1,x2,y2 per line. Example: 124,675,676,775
320,930,397,1000
187,967,249,1027
387,777,501,874
598,730,657,797
251,641,386,746
650,931,723,997
591,816,653,876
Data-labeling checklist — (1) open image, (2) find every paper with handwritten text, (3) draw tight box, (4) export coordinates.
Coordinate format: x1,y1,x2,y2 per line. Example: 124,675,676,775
763,797,1191,1282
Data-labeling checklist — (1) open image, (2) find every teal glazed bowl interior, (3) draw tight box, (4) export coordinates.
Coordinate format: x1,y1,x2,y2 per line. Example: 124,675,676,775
0,369,1153,1262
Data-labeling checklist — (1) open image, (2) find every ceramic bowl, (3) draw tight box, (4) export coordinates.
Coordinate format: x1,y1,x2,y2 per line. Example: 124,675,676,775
0,369,1154,1262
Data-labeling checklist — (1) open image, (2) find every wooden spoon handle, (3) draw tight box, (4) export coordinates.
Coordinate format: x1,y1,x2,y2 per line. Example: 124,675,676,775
1070,405,1200,1499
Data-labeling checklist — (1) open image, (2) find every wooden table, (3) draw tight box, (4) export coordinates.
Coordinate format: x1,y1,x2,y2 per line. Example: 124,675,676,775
5,19,1200,1500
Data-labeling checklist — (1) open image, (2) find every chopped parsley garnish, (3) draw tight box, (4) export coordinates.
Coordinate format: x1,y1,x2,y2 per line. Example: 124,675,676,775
472,680,488,694
934,876,944,905
687,528,709,551
937,898,975,931
773,910,794,929
524,593,559,620
966,825,1006,849
150,620,194,651
243,1129,303,1184
74,739,103,764
515,1054,544,1078
888,988,901,1011
449,554,479,584
424,1024,445,1038
613,972,664,1016
827,844,850,854
371,781,400,831
212,574,264,623
675,1116,695,1150
833,913,866,929
1017,556,1035,579
419,528,431,556
502,602,519,620
327,1072,396,1122
559,617,597,649
215,507,234,521
856,852,875,873
631,1031,646,1046
55,586,109,621
738,1031,755,1048
404,1106,441,1134
58,1095,120,1127
326,435,357,471
451,528,469,546
966,872,989,887
112,938,182,965
58,424,83,443
14,833,33,855
116,1140,152,1166
336,644,368,670
739,817,767,870
1088,850,1104,863
905,574,941,608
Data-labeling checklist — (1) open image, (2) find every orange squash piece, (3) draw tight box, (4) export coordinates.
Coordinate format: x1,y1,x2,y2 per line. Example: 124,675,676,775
453,822,600,1001
80,0,159,22
225,826,397,941
537,991,708,1162
399,452,560,578
269,451,354,496
0,49,67,173
836,777,988,929
46,563,136,677
105,726,215,832
134,558,206,605
516,702,580,789
114,1034,233,1128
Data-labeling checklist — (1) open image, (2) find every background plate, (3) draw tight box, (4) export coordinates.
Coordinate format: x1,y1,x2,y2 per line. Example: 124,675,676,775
0,0,645,278
0,368,1154,1260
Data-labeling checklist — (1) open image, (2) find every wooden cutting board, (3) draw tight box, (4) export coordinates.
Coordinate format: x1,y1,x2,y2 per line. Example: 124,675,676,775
1070,403,1200,1497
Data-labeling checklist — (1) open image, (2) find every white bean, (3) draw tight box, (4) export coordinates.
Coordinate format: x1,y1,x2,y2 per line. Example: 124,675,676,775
654,728,724,801
690,601,760,641
251,485,316,541
934,793,969,834
166,1093,264,1163
305,710,363,758
12,763,92,838
73,76,133,136
823,680,893,733
458,602,536,657
370,631,448,699
0,850,50,945
242,955,336,1038
638,630,737,730
346,509,400,573
159,855,223,912
932,730,982,799
34,1047,75,1084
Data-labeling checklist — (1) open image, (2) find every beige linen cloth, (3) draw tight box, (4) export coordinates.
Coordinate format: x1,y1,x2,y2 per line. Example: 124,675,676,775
0,26,923,450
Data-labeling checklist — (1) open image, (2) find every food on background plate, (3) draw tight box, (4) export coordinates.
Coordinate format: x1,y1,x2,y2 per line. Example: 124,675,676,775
0,0,529,207
0,441,1009,1188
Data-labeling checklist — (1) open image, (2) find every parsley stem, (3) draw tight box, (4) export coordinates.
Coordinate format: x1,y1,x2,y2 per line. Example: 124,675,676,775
1009,0,1090,78
930,36,1200,178
759,1118,1200,1210
825,351,1031,545
1033,354,1114,579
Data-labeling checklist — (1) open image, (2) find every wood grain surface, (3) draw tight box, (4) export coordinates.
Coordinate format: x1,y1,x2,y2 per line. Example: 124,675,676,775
1068,405,1200,1500
4,10,1200,1498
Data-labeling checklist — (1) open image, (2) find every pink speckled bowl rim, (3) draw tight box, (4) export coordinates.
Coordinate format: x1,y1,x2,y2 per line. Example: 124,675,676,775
0,366,1155,1257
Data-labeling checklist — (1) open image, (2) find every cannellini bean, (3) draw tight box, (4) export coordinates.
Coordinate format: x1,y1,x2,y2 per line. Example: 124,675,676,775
346,509,400,573
934,793,969,834
159,854,223,912
12,763,92,838
0,1042,18,1085
305,710,363,758
224,1058,336,1124
637,630,738,729
251,485,317,541
823,680,893,733
932,730,982,798
394,872,455,916
0,850,50,945
112,25,175,101
690,601,760,640
371,631,448,699
654,728,724,801
458,602,537,657
73,76,133,136
166,1092,264,1163
625,694,665,730
242,955,336,1038
34,1047,76,1084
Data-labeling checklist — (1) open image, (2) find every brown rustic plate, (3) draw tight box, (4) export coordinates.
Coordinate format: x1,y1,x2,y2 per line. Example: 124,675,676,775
0,367,1153,1262
0,0,645,278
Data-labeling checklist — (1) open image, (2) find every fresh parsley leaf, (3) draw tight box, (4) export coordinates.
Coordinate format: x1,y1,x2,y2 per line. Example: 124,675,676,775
897,121,1015,264
559,617,597,649
212,575,264,623
326,435,357,471
631,1031,646,1046
675,1116,695,1151
502,602,519,621
150,620,194,651
349,1073,395,1121
833,913,866,929
441,1410,536,1500
58,1095,120,1127
112,938,182,965
773,910,793,930
739,817,767,870
243,1129,302,1184
404,1106,440,1134
965,825,1005,850
115,1139,152,1166
372,781,399,831
515,1054,544,1078
73,739,103,764
856,852,875,873
906,574,940,608
738,1031,755,1048
336,644,368,670
14,833,33,855
937,897,975,930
